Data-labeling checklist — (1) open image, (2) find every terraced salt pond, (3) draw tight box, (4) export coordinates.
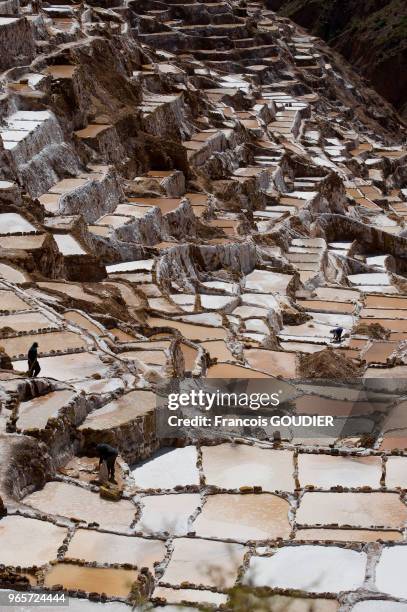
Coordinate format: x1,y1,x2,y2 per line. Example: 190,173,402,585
24,482,136,531
44,564,138,597
14,351,109,380
161,537,245,588
66,529,165,567
0,516,66,567
297,493,407,528
298,454,382,488
201,444,295,491
2,330,88,358
135,493,200,535
131,446,199,489
17,389,75,430
246,546,366,593
0,289,30,311
79,390,155,430
376,546,407,599
193,493,291,541
0,311,57,332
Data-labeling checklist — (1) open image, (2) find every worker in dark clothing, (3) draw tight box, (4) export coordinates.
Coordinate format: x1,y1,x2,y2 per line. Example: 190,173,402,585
330,326,344,343
27,342,41,377
96,443,119,482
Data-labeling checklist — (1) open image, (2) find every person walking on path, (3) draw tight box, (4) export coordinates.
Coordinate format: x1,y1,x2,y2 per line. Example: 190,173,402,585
27,342,41,377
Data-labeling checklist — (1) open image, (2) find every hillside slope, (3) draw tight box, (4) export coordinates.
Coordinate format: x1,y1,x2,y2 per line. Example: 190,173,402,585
267,0,407,119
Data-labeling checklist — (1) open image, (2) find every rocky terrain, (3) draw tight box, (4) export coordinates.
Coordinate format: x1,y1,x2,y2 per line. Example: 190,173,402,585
267,0,407,120
0,0,407,610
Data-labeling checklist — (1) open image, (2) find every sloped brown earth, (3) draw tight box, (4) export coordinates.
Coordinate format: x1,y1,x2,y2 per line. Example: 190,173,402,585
268,0,407,119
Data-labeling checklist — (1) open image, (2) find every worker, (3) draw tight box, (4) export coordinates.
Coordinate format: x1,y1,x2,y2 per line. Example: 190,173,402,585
96,443,119,483
27,342,41,377
330,326,344,343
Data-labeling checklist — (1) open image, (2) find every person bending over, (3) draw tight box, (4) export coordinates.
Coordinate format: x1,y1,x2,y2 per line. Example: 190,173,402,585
96,443,119,483
27,342,41,377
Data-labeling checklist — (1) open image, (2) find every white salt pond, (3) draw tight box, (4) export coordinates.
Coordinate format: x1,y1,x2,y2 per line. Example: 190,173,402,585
385,457,407,488
17,389,75,430
376,546,407,599
193,493,291,541
202,444,295,491
244,269,293,294
161,537,245,588
298,454,382,488
153,586,227,606
14,352,109,381
79,390,155,430
53,234,87,255
131,446,199,489
24,482,136,531
352,602,407,612
66,529,165,568
0,516,66,567
245,546,366,593
297,492,407,528
0,213,37,234
135,493,200,536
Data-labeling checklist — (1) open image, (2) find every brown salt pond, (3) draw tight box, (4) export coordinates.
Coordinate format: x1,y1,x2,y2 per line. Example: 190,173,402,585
297,492,407,528
298,454,382,488
202,444,295,491
131,447,199,490
79,390,155,430
119,350,167,366
362,341,397,364
201,340,234,362
17,389,75,430
148,317,227,341
245,546,366,593
180,343,199,371
44,564,138,597
298,300,355,314
360,308,407,319
295,528,402,542
0,516,66,567
38,282,102,304
207,363,271,378
0,290,30,311
193,493,291,541
295,395,387,417
161,537,245,588
244,348,298,377
13,352,109,381
66,529,165,568
0,311,57,332
2,330,88,358
24,482,136,531
135,493,200,536
64,310,104,334
365,296,407,309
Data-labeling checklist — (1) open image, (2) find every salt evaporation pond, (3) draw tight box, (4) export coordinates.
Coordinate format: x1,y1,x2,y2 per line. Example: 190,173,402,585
202,444,295,491
161,537,245,588
298,454,382,488
193,493,291,541
66,529,165,567
17,389,75,430
297,492,407,528
131,446,199,489
44,564,138,597
134,493,200,535
0,516,66,567
295,528,402,542
352,602,407,612
386,457,407,488
245,546,366,593
24,482,136,531
153,586,227,606
375,546,407,599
